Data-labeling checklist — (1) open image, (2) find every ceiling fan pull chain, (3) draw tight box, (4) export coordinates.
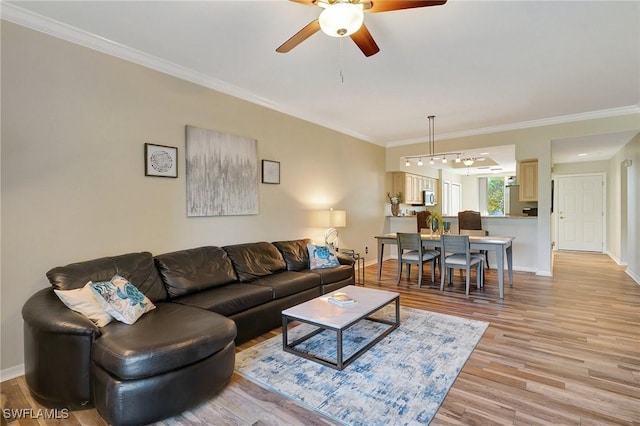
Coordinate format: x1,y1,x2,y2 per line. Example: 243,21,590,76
339,37,345,83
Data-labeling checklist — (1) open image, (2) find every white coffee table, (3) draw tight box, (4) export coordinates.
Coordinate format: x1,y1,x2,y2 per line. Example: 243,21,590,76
281,285,400,370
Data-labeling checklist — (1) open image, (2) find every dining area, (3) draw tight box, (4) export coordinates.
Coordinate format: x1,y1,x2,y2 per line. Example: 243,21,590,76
375,232,515,299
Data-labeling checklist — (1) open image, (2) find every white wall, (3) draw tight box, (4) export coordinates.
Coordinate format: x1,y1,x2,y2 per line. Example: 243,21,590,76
0,23,386,373
608,135,640,281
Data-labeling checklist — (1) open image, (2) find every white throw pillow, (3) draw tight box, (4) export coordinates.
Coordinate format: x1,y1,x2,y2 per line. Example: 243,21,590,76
54,282,114,327
90,275,156,325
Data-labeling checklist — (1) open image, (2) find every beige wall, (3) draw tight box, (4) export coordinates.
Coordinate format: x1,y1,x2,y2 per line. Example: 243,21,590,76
0,23,386,372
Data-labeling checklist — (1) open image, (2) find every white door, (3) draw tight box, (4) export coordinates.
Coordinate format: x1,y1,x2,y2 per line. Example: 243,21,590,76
557,174,604,251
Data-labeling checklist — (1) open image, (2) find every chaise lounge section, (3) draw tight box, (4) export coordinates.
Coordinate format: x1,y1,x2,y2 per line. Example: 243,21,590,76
22,238,354,425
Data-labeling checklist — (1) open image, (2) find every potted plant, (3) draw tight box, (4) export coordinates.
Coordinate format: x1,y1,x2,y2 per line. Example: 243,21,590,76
427,210,442,233
386,192,404,216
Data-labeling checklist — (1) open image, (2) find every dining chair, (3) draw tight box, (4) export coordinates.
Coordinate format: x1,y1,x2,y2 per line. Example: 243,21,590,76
396,232,440,287
458,210,490,269
416,211,431,232
440,234,484,295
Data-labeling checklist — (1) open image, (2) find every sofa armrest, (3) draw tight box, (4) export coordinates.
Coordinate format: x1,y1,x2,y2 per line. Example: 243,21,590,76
336,252,355,266
23,288,100,335
22,288,100,406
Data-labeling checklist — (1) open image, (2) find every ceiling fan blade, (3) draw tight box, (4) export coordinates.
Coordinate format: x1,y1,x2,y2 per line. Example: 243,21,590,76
350,23,380,57
288,0,320,6
276,19,321,53
367,0,447,13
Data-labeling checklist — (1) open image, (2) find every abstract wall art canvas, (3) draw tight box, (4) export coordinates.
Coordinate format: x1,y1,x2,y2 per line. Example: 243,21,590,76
186,125,258,216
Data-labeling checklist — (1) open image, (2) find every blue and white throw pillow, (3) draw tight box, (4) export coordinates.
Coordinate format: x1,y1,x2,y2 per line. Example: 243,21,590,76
307,244,340,270
90,275,155,325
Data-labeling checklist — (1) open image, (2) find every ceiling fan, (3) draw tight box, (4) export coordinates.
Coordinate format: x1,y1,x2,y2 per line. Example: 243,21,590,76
276,0,447,57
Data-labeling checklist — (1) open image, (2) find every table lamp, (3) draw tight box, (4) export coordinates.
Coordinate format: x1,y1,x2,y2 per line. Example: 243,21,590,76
316,209,346,250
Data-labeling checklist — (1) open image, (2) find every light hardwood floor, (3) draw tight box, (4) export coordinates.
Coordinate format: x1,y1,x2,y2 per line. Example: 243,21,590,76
2,251,639,425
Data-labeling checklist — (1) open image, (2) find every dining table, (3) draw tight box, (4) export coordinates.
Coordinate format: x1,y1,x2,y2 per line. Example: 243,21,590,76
375,233,514,298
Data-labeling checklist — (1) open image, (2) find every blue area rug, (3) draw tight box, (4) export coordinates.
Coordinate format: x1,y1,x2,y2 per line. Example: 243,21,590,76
235,306,488,425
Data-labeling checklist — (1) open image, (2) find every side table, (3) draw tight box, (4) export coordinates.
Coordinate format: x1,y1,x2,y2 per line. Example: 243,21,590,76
338,248,365,285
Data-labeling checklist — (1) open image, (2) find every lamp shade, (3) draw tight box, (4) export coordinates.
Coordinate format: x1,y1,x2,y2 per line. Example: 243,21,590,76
319,3,364,37
315,209,347,228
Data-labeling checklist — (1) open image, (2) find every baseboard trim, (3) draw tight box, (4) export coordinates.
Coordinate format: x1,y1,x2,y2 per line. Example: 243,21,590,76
1,364,25,383
605,250,627,266
626,269,640,285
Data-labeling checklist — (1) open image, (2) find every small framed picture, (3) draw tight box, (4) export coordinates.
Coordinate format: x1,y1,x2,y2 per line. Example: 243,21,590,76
262,160,280,184
145,143,178,178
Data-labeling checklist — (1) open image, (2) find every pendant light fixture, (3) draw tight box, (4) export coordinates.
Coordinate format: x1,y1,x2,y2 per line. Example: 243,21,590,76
404,115,476,170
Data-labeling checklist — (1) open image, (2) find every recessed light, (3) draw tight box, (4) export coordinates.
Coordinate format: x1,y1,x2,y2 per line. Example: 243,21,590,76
578,153,588,157
480,152,490,156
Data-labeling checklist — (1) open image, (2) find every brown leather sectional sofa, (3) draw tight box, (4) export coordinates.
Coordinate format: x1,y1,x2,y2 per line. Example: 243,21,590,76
22,238,354,425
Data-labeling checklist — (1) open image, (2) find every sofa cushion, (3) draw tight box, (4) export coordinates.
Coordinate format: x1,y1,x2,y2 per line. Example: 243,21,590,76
46,252,168,303
251,271,321,299
154,246,237,298
309,264,354,285
272,239,313,271
172,283,273,317
92,302,236,380
223,242,286,282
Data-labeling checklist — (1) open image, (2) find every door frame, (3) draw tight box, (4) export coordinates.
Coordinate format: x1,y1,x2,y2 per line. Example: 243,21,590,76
552,172,607,252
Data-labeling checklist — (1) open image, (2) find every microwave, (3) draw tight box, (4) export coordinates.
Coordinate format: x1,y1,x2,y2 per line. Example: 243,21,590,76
423,190,436,206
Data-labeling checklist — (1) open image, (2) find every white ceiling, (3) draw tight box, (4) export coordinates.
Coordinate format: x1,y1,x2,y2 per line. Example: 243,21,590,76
3,0,639,172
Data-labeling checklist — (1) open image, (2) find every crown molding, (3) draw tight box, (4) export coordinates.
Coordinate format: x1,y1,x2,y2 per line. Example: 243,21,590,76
0,3,378,145
385,105,640,147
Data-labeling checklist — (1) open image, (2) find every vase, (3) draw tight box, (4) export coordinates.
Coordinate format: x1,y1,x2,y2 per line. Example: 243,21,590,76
391,203,400,216
443,221,451,234
431,218,439,233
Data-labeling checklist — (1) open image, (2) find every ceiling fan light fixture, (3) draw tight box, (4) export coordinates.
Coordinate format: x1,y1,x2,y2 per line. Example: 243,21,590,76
319,2,364,37
462,158,475,166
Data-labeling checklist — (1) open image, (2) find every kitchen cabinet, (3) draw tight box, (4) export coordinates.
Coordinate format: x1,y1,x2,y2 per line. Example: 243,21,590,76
392,172,437,205
518,159,538,202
